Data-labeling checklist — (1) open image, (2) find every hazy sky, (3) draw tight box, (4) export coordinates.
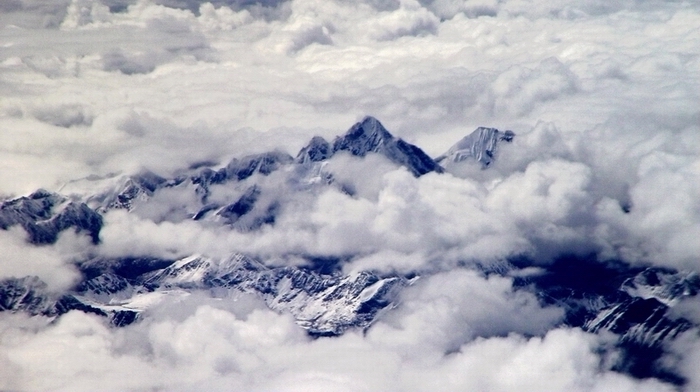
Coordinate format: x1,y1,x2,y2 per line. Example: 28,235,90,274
0,0,699,390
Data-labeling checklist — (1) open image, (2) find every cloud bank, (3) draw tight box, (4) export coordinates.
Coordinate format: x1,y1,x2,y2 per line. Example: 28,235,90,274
1,0,699,390
0,277,673,392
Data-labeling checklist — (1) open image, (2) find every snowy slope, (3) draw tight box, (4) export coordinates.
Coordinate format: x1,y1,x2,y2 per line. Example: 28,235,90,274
436,126,515,168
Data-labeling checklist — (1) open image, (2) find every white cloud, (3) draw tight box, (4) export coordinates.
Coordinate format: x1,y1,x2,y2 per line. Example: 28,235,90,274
493,57,580,117
1,0,700,389
594,156,700,269
368,269,564,352
0,227,88,291
0,292,674,392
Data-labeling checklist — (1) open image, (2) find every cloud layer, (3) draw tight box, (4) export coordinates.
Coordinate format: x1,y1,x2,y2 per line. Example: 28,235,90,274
1,0,699,390
0,277,674,392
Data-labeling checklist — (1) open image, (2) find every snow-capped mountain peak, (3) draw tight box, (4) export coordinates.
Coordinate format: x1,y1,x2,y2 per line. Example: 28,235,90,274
295,136,333,164
143,253,264,287
332,116,394,156
332,116,443,176
437,127,515,168
622,268,700,307
0,189,102,244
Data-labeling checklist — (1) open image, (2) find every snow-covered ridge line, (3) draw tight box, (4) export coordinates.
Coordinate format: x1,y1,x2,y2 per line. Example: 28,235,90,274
1,252,411,335
58,116,512,203
1,116,513,244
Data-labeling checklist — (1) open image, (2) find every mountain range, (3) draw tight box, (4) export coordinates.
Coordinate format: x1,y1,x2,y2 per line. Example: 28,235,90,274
1,116,695,384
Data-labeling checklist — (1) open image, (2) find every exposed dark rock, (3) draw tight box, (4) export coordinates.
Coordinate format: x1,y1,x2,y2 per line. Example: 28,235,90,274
0,191,102,244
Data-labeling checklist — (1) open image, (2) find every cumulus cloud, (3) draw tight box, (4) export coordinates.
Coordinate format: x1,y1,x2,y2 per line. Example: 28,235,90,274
0,268,673,392
0,227,88,291
2,0,697,193
492,57,579,117
369,270,564,351
1,0,700,390
94,165,528,270
0,287,674,392
593,157,700,269
94,145,696,274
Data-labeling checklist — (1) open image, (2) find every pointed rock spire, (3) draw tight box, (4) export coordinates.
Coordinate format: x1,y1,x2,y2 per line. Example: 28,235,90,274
295,136,332,164
332,116,394,156
296,116,442,176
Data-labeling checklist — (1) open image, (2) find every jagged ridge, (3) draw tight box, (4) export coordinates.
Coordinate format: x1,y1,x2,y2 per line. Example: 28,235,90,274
0,189,102,244
0,253,408,336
